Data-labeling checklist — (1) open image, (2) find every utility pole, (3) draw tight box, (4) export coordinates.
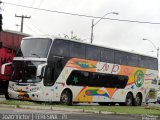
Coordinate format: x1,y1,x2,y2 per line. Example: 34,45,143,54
90,12,118,43
90,19,94,43
15,24,21,31
15,15,31,32
143,38,159,58
71,30,74,39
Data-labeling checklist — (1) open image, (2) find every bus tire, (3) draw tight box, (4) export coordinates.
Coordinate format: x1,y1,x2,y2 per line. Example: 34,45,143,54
4,92,11,100
134,93,142,106
125,93,133,106
60,90,72,105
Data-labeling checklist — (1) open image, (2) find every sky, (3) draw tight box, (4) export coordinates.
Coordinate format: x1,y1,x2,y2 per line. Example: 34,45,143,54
2,0,160,60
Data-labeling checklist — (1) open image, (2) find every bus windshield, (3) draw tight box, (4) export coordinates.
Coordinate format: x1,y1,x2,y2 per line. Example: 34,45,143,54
16,38,52,58
10,61,45,83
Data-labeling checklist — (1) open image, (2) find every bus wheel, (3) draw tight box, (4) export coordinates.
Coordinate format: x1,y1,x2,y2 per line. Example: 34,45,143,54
134,93,142,106
125,93,133,106
4,92,11,100
60,90,72,105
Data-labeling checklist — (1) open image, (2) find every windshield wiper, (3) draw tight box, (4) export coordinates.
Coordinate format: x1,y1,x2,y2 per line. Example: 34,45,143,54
31,53,40,58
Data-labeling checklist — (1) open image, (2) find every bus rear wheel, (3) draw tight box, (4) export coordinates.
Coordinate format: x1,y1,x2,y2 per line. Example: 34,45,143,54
134,93,142,106
4,92,11,100
60,90,72,105
125,93,133,106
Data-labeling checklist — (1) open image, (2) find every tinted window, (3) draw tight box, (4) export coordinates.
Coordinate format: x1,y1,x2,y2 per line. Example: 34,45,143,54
43,66,55,86
51,39,69,57
127,53,138,66
86,45,100,61
70,42,85,58
16,38,52,58
115,51,127,65
139,56,158,70
151,58,158,70
66,70,128,88
138,56,147,68
101,48,114,63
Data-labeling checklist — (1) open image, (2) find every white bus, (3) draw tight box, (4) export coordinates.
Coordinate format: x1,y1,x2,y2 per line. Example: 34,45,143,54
2,36,159,106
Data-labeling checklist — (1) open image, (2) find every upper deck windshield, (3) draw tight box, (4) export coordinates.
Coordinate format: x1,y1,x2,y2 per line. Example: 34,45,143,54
16,38,52,58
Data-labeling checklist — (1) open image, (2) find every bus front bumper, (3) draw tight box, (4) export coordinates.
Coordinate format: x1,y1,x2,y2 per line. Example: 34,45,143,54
8,89,42,101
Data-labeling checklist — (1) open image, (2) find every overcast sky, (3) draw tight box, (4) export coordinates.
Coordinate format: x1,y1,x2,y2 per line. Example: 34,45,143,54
2,0,160,59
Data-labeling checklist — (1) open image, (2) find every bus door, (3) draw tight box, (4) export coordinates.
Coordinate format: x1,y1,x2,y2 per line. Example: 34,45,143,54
43,56,66,100
42,63,55,101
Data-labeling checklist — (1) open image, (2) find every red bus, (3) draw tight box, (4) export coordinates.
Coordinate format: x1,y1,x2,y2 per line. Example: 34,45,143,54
0,30,29,97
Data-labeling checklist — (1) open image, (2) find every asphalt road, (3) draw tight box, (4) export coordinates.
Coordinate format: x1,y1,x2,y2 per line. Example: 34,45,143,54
0,107,144,120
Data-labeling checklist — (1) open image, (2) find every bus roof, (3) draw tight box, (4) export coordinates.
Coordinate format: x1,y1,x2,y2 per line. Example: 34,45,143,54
4,30,30,36
22,35,157,59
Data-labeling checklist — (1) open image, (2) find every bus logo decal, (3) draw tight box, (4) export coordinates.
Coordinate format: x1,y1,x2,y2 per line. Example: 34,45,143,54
134,70,144,88
97,63,110,72
85,89,109,98
73,77,78,84
18,91,31,100
75,61,96,69
111,64,120,74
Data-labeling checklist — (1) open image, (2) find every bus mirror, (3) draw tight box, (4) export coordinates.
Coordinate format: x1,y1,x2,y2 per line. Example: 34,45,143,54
1,62,12,75
37,67,41,77
37,63,47,77
1,64,5,75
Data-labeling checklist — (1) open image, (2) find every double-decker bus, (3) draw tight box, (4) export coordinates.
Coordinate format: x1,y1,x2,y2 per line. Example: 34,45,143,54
2,36,158,106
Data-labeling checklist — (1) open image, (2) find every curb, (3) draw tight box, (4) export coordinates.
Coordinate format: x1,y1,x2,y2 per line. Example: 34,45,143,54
0,104,159,118
52,107,83,112
0,104,133,117
19,105,52,110
0,104,17,108
0,104,115,115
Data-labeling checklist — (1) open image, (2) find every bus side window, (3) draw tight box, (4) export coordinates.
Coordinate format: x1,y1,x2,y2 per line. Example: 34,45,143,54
49,39,69,59
69,42,85,59
127,53,138,66
66,70,128,88
138,56,149,69
138,56,158,70
101,48,114,63
43,66,55,86
86,45,100,61
114,51,127,65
